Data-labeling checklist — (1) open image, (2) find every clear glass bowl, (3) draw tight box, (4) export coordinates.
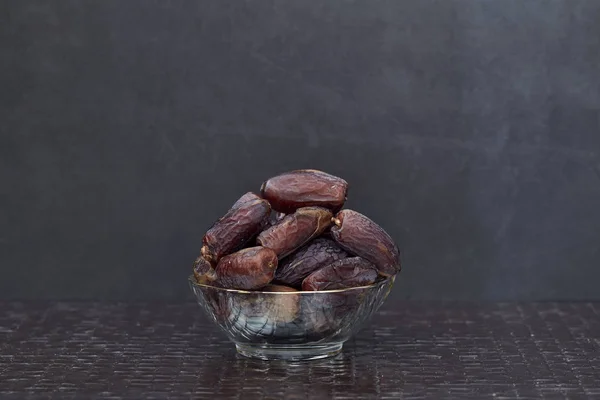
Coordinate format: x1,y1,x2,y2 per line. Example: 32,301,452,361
188,275,395,361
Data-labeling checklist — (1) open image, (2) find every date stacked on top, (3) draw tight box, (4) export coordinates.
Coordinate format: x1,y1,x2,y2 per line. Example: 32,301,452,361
193,169,400,292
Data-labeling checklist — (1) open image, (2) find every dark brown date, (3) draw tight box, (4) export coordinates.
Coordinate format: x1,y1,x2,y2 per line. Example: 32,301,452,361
202,196,271,263
261,284,300,323
231,191,262,209
193,255,216,284
214,246,277,290
262,284,298,292
275,238,348,288
331,209,400,277
301,291,362,335
257,207,332,258
261,169,348,213
301,257,378,291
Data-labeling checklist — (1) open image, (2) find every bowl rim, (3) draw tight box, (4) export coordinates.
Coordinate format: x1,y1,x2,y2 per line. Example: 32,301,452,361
188,274,396,294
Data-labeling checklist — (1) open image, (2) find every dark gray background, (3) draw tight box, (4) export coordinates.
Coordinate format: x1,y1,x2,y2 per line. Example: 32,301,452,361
1,0,599,301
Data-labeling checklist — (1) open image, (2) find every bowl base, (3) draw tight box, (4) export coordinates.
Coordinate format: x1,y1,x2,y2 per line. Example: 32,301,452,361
235,343,343,361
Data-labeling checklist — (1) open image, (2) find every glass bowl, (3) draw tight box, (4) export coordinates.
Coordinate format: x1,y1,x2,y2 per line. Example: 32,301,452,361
188,275,395,361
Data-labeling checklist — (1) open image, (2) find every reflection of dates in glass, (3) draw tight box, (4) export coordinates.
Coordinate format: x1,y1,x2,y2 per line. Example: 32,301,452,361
205,287,231,324
275,238,348,288
214,247,277,290
257,207,332,258
301,291,362,336
226,284,302,339
261,170,348,213
331,209,400,277
262,284,300,324
202,196,271,263
301,257,378,291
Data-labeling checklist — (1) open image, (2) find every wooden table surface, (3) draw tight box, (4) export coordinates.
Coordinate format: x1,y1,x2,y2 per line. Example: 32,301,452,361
1,302,599,399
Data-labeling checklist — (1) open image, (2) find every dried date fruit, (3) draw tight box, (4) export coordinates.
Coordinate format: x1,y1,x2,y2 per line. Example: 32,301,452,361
214,246,277,290
233,192,272,231
193,255,216,284
262,284,298,292
257,207,332,258
331,209,400,277
202,196,271,263
301,257,378,291
275,238,348,288
261,169,348,213
262,284,300,323
231,191,262,209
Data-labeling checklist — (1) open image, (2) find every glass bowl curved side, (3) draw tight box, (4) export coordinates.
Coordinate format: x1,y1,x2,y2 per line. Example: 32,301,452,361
189,276,395,360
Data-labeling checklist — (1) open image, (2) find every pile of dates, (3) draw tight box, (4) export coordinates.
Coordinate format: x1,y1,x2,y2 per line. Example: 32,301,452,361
193,169,401,292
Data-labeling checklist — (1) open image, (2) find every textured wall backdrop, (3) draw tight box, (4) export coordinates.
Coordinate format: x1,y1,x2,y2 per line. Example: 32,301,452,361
1,0,599,300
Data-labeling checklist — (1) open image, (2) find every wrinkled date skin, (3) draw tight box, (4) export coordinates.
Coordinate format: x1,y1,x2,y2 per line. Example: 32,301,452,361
257,207,332,258
301,257,378,291
261,169,348,213
231,191,262,210
232,192,271,231
214,246,277,290
275,238,348,288
331,209,400,277
202,196,271,263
